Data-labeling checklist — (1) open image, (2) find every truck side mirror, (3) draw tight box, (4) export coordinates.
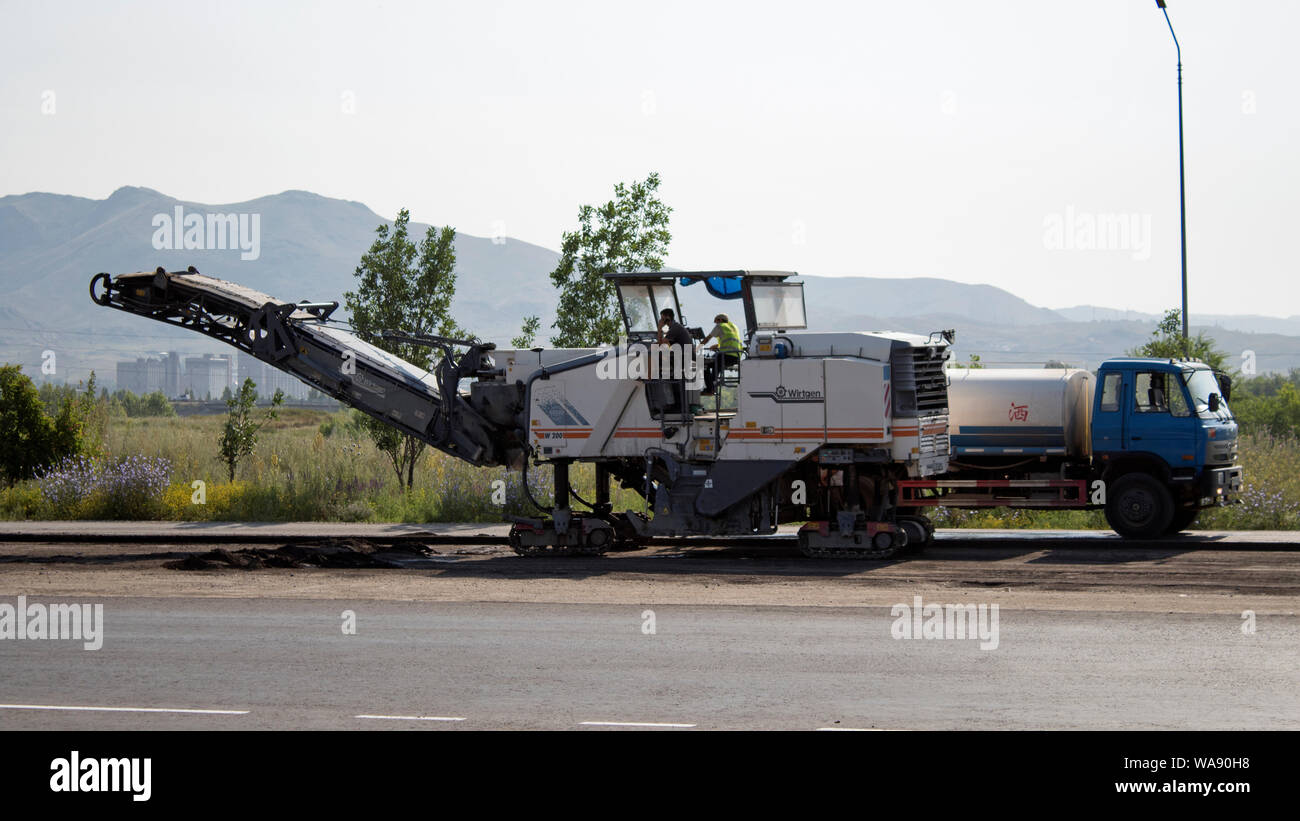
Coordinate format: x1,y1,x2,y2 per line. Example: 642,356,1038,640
1208,393,1220,412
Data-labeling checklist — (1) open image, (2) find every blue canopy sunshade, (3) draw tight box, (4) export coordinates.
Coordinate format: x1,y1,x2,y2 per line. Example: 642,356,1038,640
679,275,743,300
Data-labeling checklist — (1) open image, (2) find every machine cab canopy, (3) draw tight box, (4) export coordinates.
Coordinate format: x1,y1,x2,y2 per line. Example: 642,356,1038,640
605,270,806,343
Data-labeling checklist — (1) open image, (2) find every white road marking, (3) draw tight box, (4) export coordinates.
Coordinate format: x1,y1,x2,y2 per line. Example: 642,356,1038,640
0,703,248,715
817,727,891,731
580,721,696,728
354,714,466,722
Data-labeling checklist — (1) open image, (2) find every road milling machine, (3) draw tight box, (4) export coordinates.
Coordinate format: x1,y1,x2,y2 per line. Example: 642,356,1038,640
91,267,953,558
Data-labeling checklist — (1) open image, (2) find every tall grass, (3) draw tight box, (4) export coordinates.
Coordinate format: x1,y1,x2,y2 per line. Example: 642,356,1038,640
0,412,1294,528
1199,432,1300,530
0,409,642,523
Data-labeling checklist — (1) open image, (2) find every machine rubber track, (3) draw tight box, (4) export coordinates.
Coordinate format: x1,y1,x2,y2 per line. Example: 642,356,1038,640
796,529,909,560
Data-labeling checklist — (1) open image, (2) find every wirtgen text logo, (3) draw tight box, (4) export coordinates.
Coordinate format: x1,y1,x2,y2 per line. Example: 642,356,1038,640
151,205,261,260
0,596,104,650
50,751,151,802
890,596,999,650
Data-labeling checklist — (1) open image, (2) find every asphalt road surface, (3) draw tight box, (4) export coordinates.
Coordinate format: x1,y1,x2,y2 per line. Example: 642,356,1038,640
1,530,1298,730
0,598,1296,730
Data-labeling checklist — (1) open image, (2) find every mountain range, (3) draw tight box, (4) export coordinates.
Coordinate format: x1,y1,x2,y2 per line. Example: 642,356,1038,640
1,186,1297,389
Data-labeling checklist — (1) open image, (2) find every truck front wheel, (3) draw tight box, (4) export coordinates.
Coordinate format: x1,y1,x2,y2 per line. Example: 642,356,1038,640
1105,474,1174,539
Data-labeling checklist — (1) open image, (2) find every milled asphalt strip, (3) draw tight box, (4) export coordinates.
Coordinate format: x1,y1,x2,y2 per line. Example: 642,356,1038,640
354,714,466,722
0,703,249,715
580,721,697,728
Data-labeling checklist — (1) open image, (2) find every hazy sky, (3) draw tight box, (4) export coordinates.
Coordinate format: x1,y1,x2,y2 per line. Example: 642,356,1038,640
2,0,1295,317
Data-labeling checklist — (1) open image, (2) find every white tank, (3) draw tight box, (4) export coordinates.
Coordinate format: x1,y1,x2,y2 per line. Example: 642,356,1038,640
947,368,1093,457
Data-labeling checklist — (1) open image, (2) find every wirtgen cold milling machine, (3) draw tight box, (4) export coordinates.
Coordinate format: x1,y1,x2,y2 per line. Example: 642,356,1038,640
91,268,953,558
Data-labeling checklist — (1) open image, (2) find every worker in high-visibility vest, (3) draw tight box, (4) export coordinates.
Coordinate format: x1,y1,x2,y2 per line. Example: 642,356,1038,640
701,313,743,396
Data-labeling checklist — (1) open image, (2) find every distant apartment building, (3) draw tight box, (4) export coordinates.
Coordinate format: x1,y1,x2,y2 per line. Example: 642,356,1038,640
116,357,159,395
163,351,181,397
181,354,232,400
114,350,316,401
238,352,307,400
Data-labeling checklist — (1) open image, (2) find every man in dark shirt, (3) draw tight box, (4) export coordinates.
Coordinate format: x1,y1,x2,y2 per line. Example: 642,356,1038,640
657,308,692,346
656,308,694,382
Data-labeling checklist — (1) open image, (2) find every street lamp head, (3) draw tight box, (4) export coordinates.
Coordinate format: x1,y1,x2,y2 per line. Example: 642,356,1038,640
1156,0,1167,8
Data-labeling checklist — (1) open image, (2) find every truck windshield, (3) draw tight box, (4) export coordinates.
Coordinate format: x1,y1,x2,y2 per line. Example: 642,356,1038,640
1182,368,1232,421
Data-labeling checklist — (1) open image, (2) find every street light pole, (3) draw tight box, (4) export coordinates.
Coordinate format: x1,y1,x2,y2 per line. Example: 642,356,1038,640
1156,0,1189,352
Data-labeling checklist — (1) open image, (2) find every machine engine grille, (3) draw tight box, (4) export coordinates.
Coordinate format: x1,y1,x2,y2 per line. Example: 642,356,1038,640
919,427,949,456
891,345,950,415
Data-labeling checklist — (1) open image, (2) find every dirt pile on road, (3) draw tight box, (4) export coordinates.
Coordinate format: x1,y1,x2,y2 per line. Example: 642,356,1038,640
165,539,433,570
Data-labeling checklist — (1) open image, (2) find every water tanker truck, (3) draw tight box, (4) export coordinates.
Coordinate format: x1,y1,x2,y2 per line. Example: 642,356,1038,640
899,360,1243,537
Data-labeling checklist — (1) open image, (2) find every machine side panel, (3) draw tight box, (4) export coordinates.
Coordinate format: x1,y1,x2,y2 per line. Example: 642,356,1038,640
777,358,828,444
723,358,783,460
824,358,887,444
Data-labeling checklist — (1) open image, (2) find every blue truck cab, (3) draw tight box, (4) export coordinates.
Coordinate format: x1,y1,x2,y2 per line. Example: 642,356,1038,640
1091,357,1244,537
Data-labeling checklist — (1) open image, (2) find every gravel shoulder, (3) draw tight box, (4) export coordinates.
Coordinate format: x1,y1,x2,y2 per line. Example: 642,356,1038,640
1,538,1297,616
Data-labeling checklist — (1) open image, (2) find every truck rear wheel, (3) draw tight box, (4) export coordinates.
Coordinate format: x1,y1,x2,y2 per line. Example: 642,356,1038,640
1105,474,1174,539
897,516,933,553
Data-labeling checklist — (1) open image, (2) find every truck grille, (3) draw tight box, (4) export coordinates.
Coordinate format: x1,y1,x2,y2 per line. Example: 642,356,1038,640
892,346,949,415
1208,442,1238,464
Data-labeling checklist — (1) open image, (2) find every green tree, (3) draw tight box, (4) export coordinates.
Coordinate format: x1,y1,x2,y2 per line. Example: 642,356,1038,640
35,372,104,453
1128,308,1229,373
218,378,284,481
1232,382,1300,437
1,365,57,485
344,209,464,490
109,388,175,418
511,315,541,348
549,172,672,347
72,372,107,454
1232,368,1300,401
37,381,79,417
1,365,89,485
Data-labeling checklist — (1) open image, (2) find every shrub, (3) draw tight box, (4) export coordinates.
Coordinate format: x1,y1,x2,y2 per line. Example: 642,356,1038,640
218,379,284,481
336,501,374,522
0,483,45,519
110,389,176,418
1,364,80,485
